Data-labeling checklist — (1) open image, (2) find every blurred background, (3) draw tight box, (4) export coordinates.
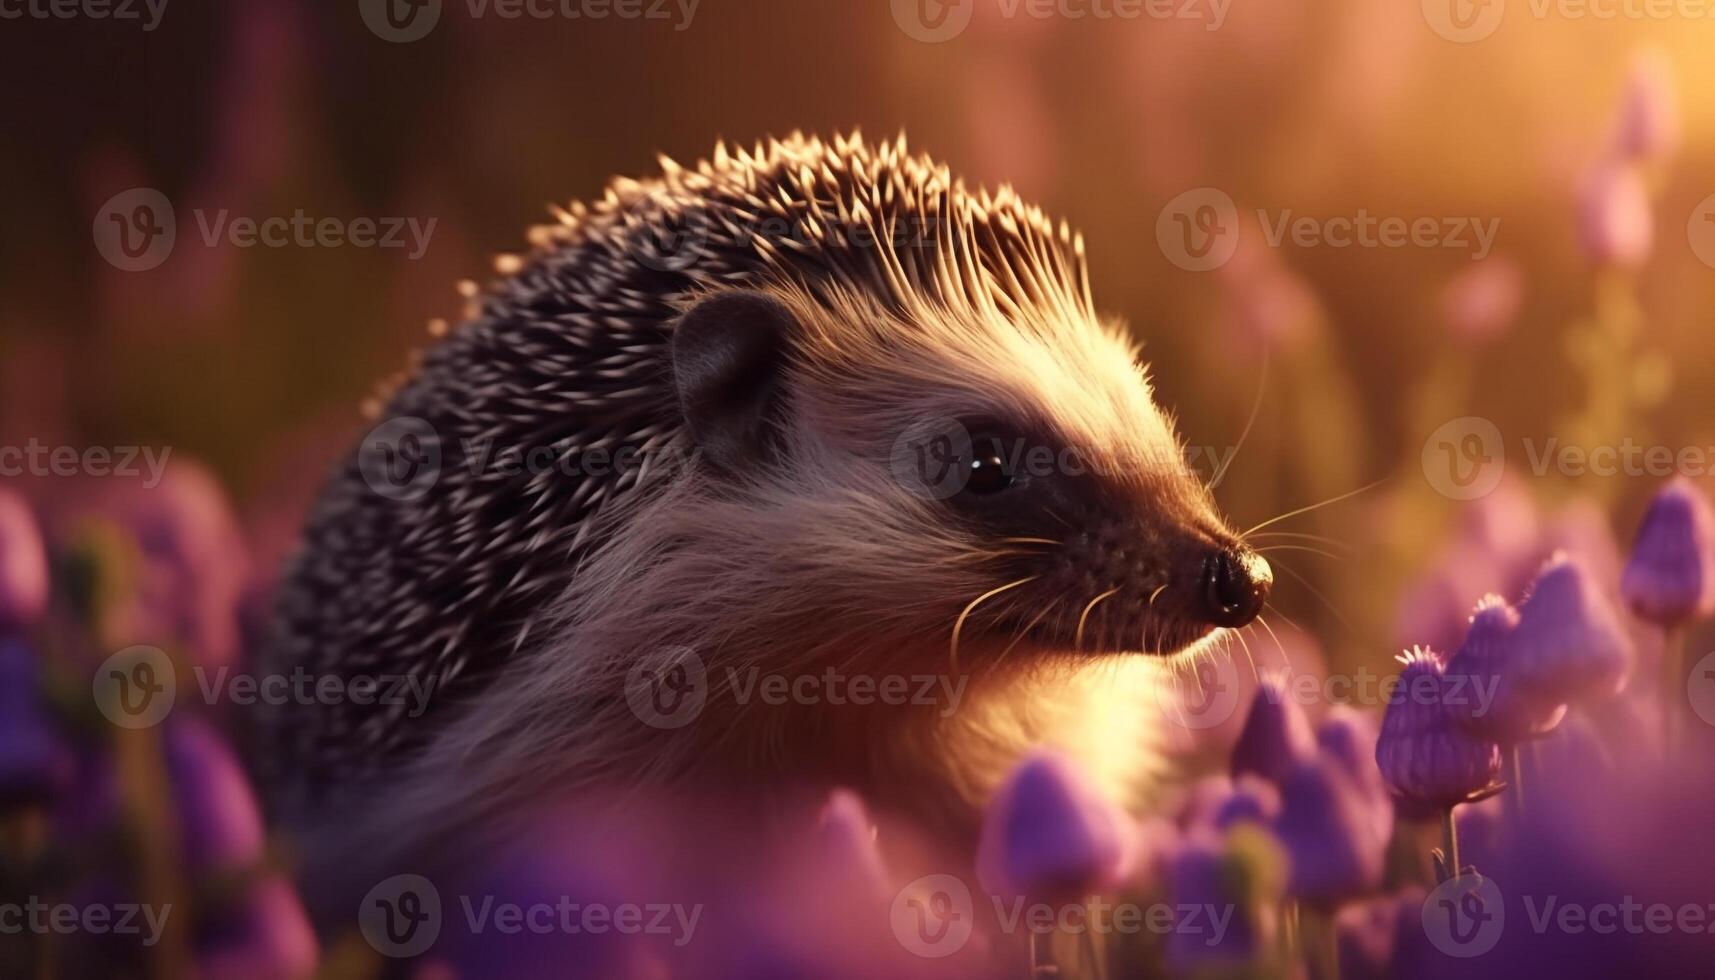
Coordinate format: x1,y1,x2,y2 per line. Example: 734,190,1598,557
1,0,1713,681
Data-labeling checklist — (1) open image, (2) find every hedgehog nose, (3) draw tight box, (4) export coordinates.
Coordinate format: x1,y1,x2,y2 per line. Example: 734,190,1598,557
1200,548,1272,627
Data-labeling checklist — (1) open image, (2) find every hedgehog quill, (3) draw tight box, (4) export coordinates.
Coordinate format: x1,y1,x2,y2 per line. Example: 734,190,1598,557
259,131,1272,906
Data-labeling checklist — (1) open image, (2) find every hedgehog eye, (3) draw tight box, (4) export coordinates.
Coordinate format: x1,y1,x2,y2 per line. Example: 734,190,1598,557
960,430,1017,496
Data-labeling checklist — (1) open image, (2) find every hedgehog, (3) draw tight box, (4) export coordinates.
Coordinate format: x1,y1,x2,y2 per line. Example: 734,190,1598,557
258,131,1272,903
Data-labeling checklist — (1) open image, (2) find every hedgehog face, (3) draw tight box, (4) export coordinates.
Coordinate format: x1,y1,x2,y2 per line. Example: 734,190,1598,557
668,286,1271,669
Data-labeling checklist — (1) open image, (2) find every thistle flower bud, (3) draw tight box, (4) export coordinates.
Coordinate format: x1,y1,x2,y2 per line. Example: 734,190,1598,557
813,789,889,900
1621,477,1715,627
0,489,49,631
1212,773,1282,830
1439,255,1523,346
1376,647,1503,809
1613,51,1679,164
1230,677,1315,787
1446,596,1566,743
1511,553,1634,703
1577,161,1653,268
1165,826,1285,973
195,875,319,980
164,716,265,871
1274,756,1387,904
0,638,72,806
977,751,1131,901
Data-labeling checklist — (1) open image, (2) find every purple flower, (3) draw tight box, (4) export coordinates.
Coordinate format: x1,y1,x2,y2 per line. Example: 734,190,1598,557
1376,647,1503,809
1317,707,1394,844
1439,255,1523,346
1612,50,1679,163
1164,826,1285,973
1446,596,1566,743
0,638,73,806
0,489,49,631
813,789,889,900
49,461,251,668
1510,553,1634,703
1621,477,1715,627
163,716,265,871
1212,773,1282,830
195,875,319,980
1274,756,1386,904
977,751,1131,900
1230,677,1315,786
1577,161,1653,268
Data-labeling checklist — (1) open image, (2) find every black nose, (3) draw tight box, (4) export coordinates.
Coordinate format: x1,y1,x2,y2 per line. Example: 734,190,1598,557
1200,548,1272,627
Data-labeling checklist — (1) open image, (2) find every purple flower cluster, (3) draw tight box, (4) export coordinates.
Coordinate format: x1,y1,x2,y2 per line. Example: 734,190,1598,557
0,468,315,980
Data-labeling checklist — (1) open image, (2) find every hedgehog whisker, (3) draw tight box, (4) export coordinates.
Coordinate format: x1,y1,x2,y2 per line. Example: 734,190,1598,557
1236,625,1259,684
1075,588,1120,654
997,536,1061,547
1240,477,1389,537
1268,558,1356,636
1256,544,1348,563
1255,614,1290,675
1248,530,1351,546
949,576,1038,673
1207,349,1269,492
997,600,1062,668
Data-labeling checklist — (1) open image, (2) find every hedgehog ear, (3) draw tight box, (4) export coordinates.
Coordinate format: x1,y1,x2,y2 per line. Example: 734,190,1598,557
671,290,796,473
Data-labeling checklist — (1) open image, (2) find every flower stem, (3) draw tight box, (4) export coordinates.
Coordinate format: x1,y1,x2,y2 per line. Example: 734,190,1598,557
1663,626,1685,755
1441,807,1462,880
1510,743,1527,820
1302,906,1340,980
